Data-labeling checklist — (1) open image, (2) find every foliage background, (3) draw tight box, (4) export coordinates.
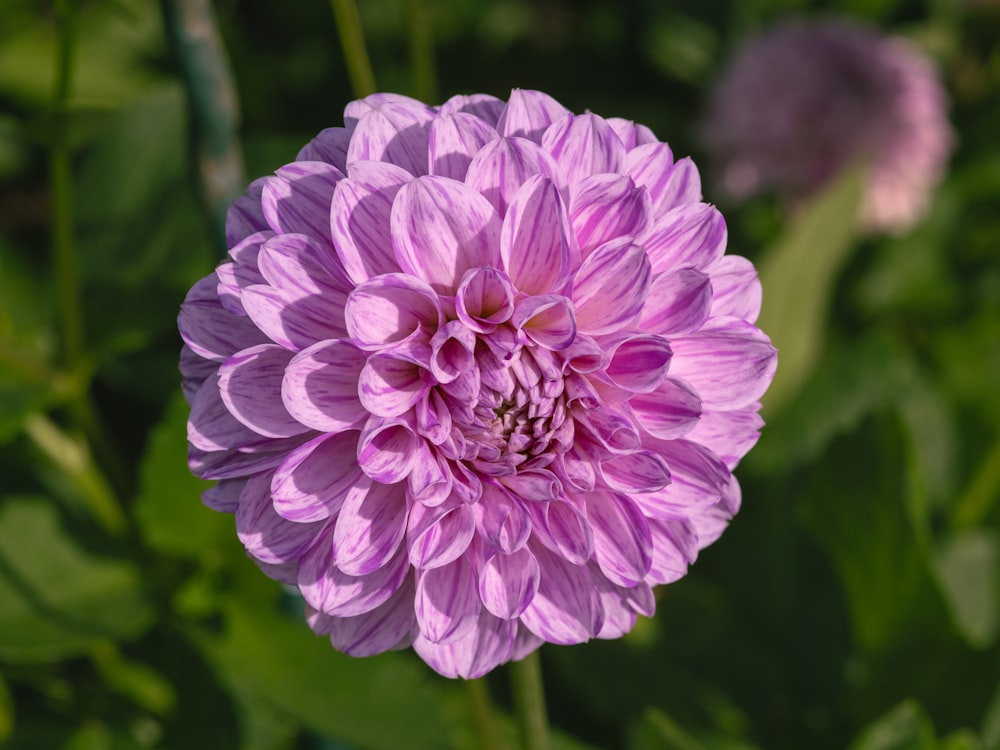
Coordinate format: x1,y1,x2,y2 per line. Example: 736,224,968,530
1,0,999,748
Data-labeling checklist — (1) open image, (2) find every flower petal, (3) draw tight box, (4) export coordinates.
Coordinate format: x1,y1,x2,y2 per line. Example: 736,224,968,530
296,126,353,172
541,112,626,185
632,438,730,518
299,531,410,617
520,543,603,645
310,578,416,657
479,546,540,619
261,161,344,244
510,294,577,351
706,254,762,323
413,612,517,679
407,499,475,569
475,483,532,554
391,176,502,294
642,203,727,273
282,339,367,432
334,480,409,575
646,517,698,584
415,556,481,644
639,265,713,336
218,344,308,438
465,136,562,216
271,431,365,522
571,239,651,335
226,178,268,246
331,160,412,284
346,101,434,175
586,491,653,587
456,266,516,332
358,351,429,418
602,333,673,393
439,93,506,124
346,272,442,351
357,416,419,483
428,112,498,180
598,450,671,494
496,89,571,142
668,318,777,410
500,175,574,295
630,376,703,440
569,174,651,257
179,274,270,362
626,144,702,217
236,471,327,564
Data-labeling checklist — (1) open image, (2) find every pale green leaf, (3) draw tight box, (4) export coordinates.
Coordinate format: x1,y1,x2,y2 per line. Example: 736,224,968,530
0,495,154,662
756,164,864,416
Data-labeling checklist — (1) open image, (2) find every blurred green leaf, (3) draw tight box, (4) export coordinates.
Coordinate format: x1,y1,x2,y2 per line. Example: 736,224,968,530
933,530,1000,649
629,707,706,750
0,673,12,743
0,0,164,107
133,391,230,558
847,701,936,750
746,335,897,474
0,495,154,662
982,679,1000,750
756,163,864,416
74,84,214,290
799,415,951,653
195,595,467,750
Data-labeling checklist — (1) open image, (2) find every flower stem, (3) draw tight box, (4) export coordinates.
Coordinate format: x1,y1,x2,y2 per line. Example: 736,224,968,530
160,0,247,251
405,0,437,103
329,0,377,98
24,414,127,537
51,0,82,371
464,677,500,750
510,651,550,750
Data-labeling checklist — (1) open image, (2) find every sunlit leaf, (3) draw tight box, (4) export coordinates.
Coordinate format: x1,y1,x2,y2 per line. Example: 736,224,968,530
934,530,1000,649
756,163,864,416
133,392,230,559
193,595,466,750
847,701,937,750
0,495,154,662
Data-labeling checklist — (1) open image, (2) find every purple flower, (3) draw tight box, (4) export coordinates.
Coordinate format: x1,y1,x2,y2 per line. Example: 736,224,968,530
179,89,776,678
701,19,953,234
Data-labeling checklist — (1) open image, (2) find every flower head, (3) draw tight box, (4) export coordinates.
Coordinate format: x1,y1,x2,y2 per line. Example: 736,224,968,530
701,19,953,234
179,89,776,678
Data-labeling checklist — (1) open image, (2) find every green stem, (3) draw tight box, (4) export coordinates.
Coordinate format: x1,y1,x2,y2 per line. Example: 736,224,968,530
406,0,437,102
510,651,550,750
24,414,127,537
160,0,247,251
329,0,377,97
952,432,1000,530
51,0,82,370
465,677,500,750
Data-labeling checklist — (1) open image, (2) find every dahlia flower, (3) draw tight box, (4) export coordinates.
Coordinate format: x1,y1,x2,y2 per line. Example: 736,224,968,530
701,18,953,234
179,89,776,678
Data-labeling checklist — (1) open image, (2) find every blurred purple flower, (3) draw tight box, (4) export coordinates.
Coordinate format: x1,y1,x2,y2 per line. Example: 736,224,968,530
701,19,953,234
179,89,776,678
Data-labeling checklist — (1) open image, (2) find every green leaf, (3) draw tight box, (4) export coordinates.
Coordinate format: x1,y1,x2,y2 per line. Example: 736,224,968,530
630,708,706,750
934,530,1000,649
755,163,864,416
847,702,937,750
0,495,154,663
194,594,467,750
133,391,231,558
0,0,165,107
798,415,950,653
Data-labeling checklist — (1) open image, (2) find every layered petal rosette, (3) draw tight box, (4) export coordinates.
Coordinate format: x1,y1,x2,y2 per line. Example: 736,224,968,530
179,89,777,678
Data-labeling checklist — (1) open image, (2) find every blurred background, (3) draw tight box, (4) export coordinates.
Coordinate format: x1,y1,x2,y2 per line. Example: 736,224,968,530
1,0,999,748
